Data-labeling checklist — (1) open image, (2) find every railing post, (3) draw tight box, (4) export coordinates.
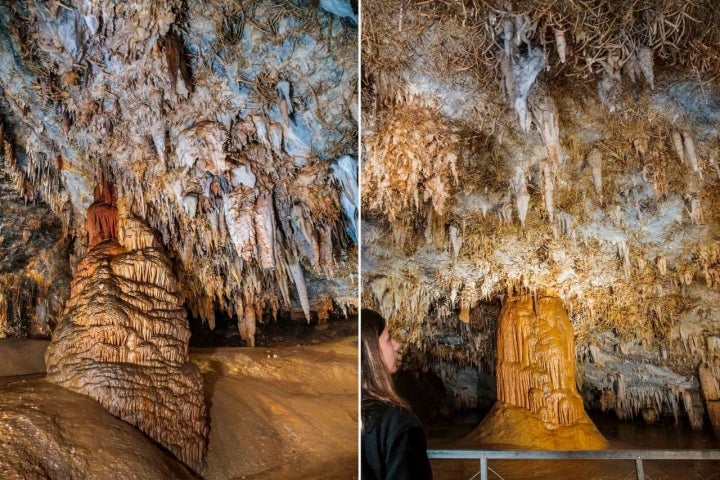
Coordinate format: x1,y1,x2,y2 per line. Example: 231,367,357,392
635,457,644,480
480,454,487,480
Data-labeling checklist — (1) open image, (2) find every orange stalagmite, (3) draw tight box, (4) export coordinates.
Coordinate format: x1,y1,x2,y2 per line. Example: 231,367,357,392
45,191,209,472
467,294,608,450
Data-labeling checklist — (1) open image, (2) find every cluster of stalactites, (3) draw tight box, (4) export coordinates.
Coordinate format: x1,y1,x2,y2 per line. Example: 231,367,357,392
362,104,458,223
113,139,349,344
1,0,357,345
597,371,704,430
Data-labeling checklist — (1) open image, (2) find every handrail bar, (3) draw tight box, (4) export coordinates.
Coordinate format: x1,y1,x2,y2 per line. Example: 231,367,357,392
428,449,720,460
427,449,720,480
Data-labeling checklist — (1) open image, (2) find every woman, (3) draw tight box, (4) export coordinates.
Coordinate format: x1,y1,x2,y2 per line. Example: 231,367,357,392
361,309,433,480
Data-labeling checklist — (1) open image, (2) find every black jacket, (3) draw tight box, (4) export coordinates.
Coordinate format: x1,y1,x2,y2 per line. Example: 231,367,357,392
361,400,433,480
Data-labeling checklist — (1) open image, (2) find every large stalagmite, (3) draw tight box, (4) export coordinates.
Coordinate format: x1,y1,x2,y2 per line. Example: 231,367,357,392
699,357,720,434
468,294,608,449
45,182,208,471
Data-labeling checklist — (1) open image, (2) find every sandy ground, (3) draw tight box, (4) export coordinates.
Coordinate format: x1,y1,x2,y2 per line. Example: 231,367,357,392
0,337,358,479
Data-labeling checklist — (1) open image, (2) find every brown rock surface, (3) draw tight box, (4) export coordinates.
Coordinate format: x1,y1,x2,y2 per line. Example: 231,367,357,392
0,339,48,376
0,376,195,480
195,337,358,479
2,335,357,479
698,357,720,434
45,193,208,471
469,295,608,449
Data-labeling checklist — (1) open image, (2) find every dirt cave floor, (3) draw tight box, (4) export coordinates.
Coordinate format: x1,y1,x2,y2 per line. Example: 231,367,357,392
0,336,358,480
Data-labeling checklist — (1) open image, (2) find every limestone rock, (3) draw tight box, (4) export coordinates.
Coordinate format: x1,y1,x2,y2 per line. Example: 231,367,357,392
469,295,608,449
699,357,720,434
45,187,208,472
0,377,195,480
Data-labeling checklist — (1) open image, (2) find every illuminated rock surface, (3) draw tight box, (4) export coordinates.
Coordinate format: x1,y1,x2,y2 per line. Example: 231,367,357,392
468,295,608,449
45,187,208,471
195,337,358,479
0,376,195,480
362,0,720,431
0,336,357,480
0,0,357,344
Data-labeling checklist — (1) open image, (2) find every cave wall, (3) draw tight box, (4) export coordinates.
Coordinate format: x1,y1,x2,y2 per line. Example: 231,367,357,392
361,0,720,430
0,144,69,337
0,0,358,342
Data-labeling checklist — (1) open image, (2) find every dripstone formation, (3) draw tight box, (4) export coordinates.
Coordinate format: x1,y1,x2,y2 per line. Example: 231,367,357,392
45,182,208,471
469,295,608,449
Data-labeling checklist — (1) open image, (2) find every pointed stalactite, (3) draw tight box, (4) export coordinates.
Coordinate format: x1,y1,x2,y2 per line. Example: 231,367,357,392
532,95,560,223
672,130,685,164
682,130,701,178
288,260,310,322
587,147,603,199
448,225,462,263
513,167,530,228
254,191,276,270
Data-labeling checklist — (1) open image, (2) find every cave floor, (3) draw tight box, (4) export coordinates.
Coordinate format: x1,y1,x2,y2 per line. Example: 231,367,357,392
193,337,358,479
0,336,358,480
0,375,196,479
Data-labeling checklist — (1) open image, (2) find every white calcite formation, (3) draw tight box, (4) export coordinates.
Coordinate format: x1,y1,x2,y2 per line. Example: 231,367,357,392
578,326,708,431
45,187,208,472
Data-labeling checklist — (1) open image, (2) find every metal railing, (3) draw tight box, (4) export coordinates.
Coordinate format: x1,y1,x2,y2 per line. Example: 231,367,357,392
428,449,720,480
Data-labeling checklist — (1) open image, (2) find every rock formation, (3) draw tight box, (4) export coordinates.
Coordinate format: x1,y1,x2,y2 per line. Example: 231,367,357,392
699,355,720,434
468,294,608,449
0,142,70,338
0,0,358,344
0,377,195,480
362,0,720,432
45,182,208,472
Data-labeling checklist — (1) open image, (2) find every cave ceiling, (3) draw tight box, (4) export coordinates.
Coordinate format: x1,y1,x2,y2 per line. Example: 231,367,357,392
361,0,720,383
0,0,358,337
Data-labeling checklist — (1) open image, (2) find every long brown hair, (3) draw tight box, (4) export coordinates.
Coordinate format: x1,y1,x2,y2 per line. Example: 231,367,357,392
361,309,408,409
